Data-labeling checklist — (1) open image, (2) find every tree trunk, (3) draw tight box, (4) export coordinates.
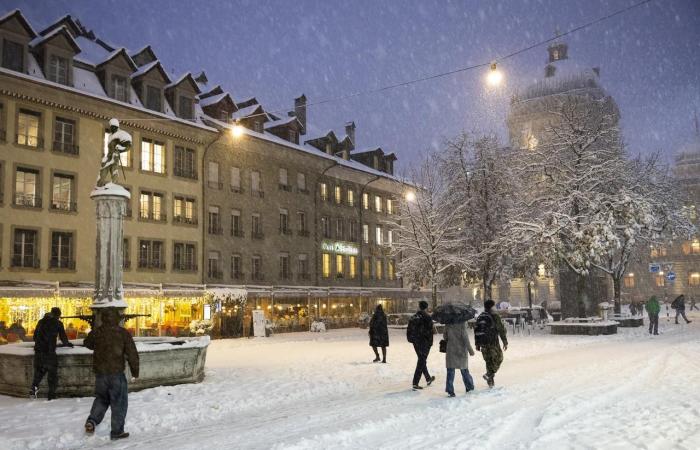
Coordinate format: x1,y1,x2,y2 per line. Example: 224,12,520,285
527,281,533,309
612,276,622,314
483,278,493,302
431,283,438,310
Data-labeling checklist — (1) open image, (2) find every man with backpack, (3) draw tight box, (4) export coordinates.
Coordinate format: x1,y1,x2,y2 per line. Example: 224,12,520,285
474,299,508,388
406,300,436,390
671,295,692,324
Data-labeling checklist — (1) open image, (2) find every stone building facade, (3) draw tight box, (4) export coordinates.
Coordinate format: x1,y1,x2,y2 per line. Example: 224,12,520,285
0,9,410,338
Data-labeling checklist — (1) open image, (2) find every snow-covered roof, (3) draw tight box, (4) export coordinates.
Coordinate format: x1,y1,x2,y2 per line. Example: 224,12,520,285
352,146,382,155
264,115,301,129
231,104,263,120
26,53,44,79
0,65,215,132
165,72,201,93
131,60,170,83
0,9,37,37
73,36,112,65
73,66,106,96
29,25,80,53
199,92,233,107
94,48,137,71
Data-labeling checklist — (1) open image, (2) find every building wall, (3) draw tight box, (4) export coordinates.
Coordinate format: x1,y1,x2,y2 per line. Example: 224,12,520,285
0,71,211,285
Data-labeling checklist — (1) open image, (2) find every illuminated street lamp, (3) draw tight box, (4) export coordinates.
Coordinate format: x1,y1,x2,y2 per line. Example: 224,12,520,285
405,191,416,203
230,121,245,138
486,61,503,87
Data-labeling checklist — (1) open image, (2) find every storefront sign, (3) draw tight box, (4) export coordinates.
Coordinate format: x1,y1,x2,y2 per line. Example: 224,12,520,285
648,263,660,273
321,240,359,256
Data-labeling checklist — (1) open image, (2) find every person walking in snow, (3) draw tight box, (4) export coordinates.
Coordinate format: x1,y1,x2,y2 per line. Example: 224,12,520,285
646,296,660,335
474,299,508,388
369,304,389,363
444,321,475,397
30,307,73,400
84,310,139,441
407,300,436,390
690,296,698,311
671,295,692,324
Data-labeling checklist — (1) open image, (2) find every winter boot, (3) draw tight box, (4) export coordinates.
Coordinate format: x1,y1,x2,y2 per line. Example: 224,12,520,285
447,393,456,398
110,432,130,441
29,386,39,399
412,384,423,391
85,421,95,435
372,357,380,363
426,375,436,386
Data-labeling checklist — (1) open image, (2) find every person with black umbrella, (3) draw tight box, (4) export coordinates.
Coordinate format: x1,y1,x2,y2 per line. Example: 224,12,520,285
368,304,389,363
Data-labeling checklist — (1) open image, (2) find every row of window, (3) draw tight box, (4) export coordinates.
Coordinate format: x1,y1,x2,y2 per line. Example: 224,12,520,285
319,181,395,213
206,164,308,196
320,216,393,245
650,240,700,257
3,164,77,211
5,228,198,272
320,253,396,281
5,107,79,155
205,251,396,282
624,272,700,288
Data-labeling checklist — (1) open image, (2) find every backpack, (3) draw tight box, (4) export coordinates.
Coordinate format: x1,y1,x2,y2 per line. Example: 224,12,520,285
406,313,423,343
671,297,681,309
474,312,497,346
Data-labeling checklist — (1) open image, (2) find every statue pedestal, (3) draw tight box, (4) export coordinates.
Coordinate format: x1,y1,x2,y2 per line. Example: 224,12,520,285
90,183,130,327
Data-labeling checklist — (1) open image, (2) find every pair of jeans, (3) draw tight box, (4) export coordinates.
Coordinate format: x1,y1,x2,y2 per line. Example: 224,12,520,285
87,373,129,436
675,308,690,323
412,343,431,386
31,352,58,398
446,368,474,395
648,313,659,334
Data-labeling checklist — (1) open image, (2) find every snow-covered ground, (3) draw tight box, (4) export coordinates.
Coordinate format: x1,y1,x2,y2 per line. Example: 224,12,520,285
2,311,700,450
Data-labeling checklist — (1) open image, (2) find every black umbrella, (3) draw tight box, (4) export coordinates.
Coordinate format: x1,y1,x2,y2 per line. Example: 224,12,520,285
431,303,477,324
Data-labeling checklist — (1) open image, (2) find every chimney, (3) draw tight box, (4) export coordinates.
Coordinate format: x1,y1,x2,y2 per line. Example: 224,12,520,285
294,94,307,135
345,121,356,150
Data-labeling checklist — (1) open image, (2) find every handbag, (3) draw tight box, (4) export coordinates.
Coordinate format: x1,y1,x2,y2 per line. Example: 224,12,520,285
439,338,447,353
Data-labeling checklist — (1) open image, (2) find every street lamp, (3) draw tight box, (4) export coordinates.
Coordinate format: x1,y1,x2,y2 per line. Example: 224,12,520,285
405,191,416,203
486,61,503,87
230,121,244,138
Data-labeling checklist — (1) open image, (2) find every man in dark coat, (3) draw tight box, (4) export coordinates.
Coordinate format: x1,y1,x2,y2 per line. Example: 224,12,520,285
30,307,73,400
84,310,139,441
672,295,692,324
408,300,436,390
476,299,508,388
369,304,389,363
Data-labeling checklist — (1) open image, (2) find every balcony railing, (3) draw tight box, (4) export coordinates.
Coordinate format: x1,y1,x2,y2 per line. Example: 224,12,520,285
139,213,167,223
53,140,79,155
11,255,40,268
174,216,198,225
252,231,265,240
14,193,42,208
49,259,76,270
231,229,244,237
208,270,223,280
173,262,198,272
278,183,292,192
208,224,223,235
50,200,78,212
207,181,223,189
16,134,43,148
138,259,165,270
297,230,310,237
252,190,265,198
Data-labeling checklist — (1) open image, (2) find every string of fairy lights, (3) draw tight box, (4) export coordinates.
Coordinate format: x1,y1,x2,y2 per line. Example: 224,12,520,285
115,0,655,131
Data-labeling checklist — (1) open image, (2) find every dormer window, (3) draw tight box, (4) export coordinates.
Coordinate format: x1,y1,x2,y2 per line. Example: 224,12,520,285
111,75,128,102
254,121,263,133
289,130,297,143
178,96,193,120
47,55,69,85
2,40,24,72
219,110,229,122
146,86,161,112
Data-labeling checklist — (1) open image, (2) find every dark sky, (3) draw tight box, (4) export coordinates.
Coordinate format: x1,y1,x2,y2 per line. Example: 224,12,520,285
6,0,700,169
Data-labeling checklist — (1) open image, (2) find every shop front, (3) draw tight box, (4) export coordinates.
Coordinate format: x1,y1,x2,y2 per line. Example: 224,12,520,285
0,285,207,342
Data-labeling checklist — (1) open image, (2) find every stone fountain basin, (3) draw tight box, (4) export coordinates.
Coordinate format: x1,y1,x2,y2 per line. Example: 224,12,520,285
0,336,209,398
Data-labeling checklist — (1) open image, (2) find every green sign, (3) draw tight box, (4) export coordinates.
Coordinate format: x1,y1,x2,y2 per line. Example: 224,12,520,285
321,240,359,256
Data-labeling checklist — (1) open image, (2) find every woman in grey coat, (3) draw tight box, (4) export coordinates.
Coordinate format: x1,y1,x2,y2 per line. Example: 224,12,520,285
444,322,475,397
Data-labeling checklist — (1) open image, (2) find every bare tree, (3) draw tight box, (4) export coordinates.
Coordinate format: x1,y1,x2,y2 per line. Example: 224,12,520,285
439,132,517,301
392,152,459,308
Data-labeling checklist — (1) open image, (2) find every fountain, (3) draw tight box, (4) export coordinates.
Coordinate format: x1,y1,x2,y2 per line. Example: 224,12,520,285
0,119,209,398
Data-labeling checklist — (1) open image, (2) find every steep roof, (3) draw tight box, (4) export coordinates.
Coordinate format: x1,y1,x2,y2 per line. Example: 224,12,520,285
29,25,80,53
95,47,138,71
0,9,37,38
130,60,171,83
165,72,201,94
39,14,82,37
